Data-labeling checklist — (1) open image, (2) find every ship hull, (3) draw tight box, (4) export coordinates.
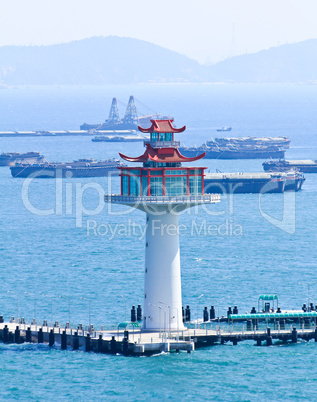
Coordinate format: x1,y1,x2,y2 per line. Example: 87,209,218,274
179,148,285,160
284,177,305,191
10,166,121,178
81,122,137,130
204,178,285,194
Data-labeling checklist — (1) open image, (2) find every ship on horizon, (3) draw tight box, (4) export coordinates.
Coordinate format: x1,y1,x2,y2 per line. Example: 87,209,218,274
179,136,290,160
263,159,317,173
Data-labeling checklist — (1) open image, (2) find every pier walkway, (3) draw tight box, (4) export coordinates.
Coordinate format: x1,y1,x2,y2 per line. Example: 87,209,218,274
1,319,317,356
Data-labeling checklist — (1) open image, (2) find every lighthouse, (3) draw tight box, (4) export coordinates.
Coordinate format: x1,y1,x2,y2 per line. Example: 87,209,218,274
105,120,220,331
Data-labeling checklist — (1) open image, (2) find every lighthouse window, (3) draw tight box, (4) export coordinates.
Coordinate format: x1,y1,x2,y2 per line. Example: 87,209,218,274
122,175,129,195
159,133,165,141
151,133,158,141
142,171,148,176
150,177,163,196
165,176,186,196
166,133,173,141
130,175,140,196
189,176,202,195
142,177,148,196
150,170,163,175
190,169,202,175
165,170,187,176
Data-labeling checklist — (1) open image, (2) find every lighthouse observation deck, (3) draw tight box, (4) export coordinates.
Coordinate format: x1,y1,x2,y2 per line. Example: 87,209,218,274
104,194,220,212
104,194,220,206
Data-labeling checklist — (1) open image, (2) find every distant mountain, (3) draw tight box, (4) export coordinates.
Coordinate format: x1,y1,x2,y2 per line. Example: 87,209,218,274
208,39,317,83
0,36,209,85
1,37,317,85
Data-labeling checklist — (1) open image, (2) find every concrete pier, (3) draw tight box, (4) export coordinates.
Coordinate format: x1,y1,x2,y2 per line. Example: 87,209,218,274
0,130,139,137
1,319,317,356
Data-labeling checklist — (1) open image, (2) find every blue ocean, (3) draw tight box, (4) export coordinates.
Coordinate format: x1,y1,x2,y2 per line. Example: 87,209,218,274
0,84,316,400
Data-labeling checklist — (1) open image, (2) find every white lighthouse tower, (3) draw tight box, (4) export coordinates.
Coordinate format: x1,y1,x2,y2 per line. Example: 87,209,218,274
105,120,220,331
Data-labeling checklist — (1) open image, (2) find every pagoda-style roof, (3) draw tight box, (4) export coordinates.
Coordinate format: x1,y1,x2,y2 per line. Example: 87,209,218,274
138,119,186,134
119,143,205,163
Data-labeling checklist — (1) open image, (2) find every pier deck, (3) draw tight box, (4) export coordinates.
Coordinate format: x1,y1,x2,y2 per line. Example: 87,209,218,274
1,320,317,356
0,130,141,138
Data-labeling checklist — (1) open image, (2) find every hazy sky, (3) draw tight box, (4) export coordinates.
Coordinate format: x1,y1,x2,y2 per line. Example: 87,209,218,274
1,0,317,63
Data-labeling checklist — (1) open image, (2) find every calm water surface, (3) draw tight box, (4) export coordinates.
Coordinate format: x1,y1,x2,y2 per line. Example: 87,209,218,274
0,84,316,400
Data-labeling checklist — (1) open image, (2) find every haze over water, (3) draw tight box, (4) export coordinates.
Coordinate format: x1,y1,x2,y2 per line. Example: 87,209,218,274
0,84,317,400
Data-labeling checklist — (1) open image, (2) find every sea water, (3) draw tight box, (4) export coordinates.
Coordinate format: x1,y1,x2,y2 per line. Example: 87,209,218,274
0,84,316,400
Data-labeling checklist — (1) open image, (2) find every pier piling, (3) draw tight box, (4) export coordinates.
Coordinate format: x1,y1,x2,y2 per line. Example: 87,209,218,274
14,326,21,344
266,328,272,346
73,332,79,350
49,329,54,347
26,327,31,343
61,331,67,350
38,328,43,343
85,333,91,352
98,334,103,353
3,325,9,343
291,327,298,343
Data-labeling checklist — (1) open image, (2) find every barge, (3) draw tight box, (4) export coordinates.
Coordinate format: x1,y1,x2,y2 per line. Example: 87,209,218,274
204,171,305,194
10,158,126,178
263,159,317,173
179,137,289,160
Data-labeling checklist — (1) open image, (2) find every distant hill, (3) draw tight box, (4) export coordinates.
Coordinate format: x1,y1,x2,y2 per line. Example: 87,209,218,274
208,39,317,83
0,36,209,85
1,36,317,85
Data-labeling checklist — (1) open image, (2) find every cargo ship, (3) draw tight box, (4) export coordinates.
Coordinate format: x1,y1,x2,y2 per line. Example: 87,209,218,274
10,158,127,178
204,171,305,194
263,159,317,173
81,96,172,131
179,136,289,160
214,136,290,148
0,152,44,166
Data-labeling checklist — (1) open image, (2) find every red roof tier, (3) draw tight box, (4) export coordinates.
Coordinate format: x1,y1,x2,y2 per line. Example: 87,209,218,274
119,143,205,163
138,119,186,134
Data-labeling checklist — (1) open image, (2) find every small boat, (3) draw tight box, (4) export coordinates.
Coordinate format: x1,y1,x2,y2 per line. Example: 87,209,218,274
91,136,145,142
216,127,232,132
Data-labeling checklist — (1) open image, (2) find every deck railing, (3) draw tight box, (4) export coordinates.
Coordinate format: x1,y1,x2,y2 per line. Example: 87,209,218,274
104,194,220,204
143,140,180,148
